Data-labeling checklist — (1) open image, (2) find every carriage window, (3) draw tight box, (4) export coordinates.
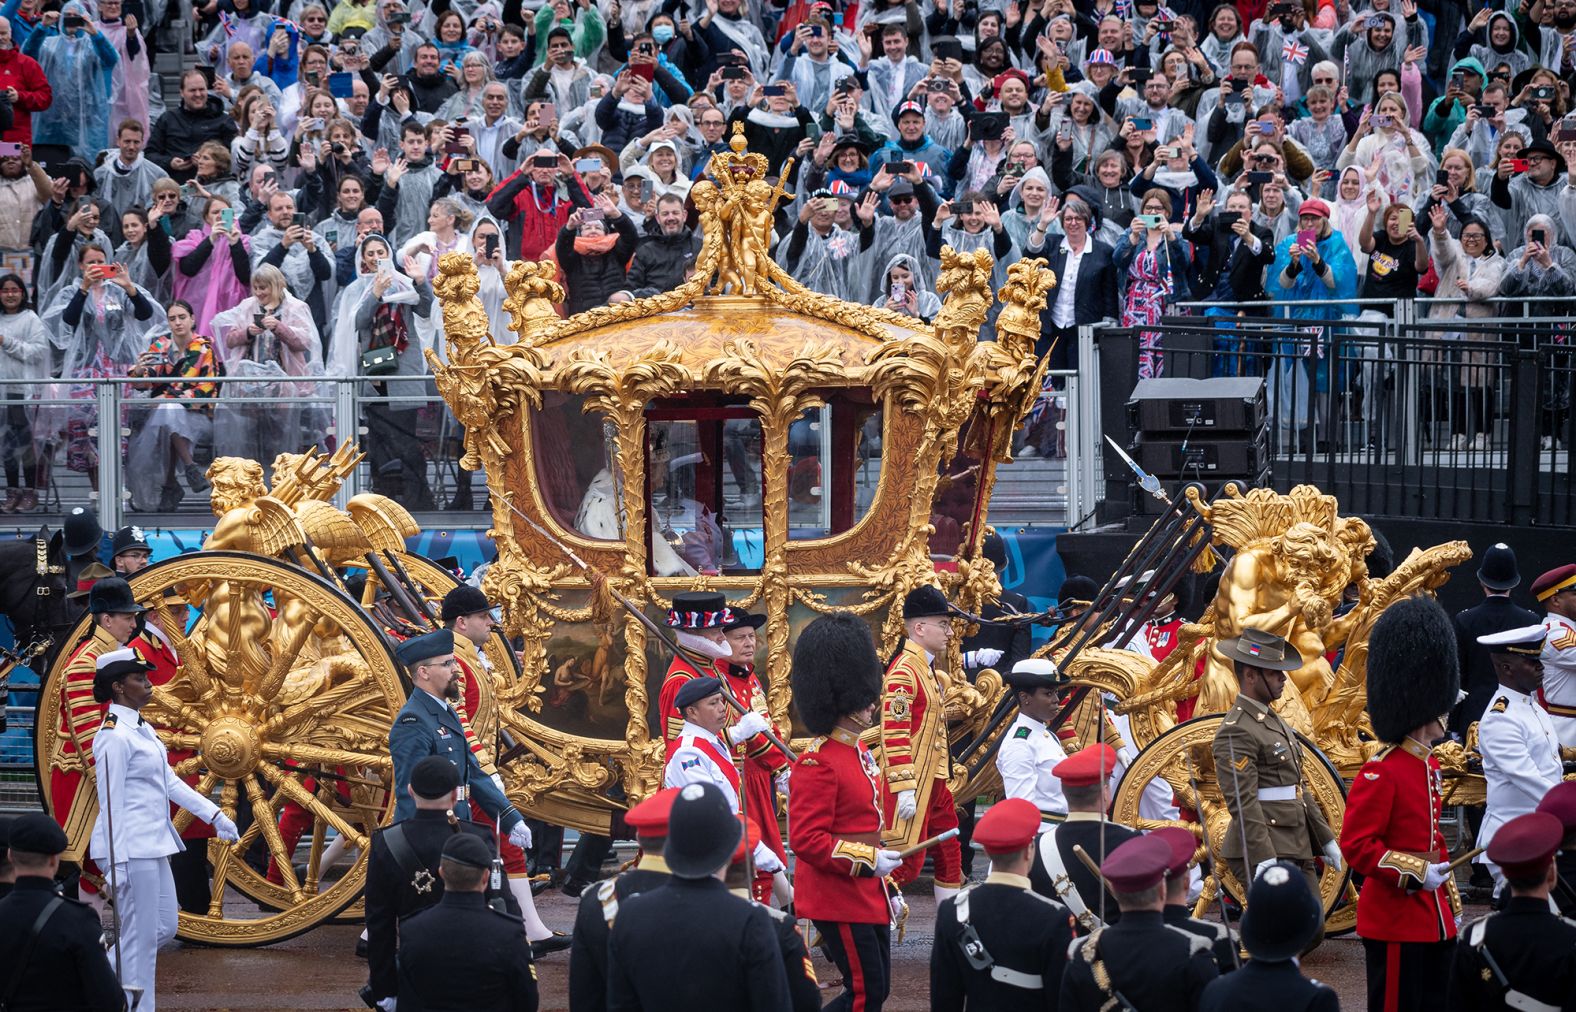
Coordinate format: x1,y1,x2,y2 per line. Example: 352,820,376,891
531,391,622,541
787,400,883,540
648,415,763,575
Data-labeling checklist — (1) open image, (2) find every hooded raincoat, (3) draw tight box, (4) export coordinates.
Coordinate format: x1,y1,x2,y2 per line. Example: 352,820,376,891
23,3,117,160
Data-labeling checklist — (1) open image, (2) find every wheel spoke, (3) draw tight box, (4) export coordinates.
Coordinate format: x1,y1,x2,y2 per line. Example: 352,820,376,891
171,772,218,836
256,762,371,851
171,754,205,778
304,807,329,894
244,773,306,904
207,818,262,918
261,741,394,774
149,692,210,736
258,680,380,739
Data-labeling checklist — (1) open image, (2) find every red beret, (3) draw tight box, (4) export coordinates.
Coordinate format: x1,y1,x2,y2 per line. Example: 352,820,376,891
1053,744,1120,788
1101,835,1171,893
1151,826,1198,879
1532,564,1576,602
974,799,1041,854
1487,812,1563,879
1536,781,1576,834
626,788,681,836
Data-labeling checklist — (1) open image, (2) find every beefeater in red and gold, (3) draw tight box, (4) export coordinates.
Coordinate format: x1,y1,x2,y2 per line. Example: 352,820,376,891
657,591,736,743
880,585,964,903
1340,595,1463,1012
50,577,144,863
790,613,906,1012
721,611,791,881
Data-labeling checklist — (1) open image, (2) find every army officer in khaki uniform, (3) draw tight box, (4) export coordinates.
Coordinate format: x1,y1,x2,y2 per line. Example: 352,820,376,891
1211,628,1340,903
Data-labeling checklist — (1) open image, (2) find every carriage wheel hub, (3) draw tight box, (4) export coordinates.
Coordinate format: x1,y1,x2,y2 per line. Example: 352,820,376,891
202,716,261,778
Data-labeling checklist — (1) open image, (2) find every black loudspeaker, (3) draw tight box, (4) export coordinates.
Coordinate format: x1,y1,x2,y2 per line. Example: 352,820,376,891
1127,377,1267,434
1123,376,1270,514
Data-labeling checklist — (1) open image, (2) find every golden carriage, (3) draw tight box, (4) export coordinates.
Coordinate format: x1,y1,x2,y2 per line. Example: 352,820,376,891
32,130,1491,945
33,130,1055,944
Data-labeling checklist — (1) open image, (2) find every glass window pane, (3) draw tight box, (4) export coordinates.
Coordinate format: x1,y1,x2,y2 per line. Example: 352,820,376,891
532,392,622,540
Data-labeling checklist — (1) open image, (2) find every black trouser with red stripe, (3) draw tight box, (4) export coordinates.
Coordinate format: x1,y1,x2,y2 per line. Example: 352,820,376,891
814,920,890,1012
1362,938,1453,1012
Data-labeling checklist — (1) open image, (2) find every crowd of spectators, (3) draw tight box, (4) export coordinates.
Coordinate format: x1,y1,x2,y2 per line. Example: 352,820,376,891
0,0,1573,515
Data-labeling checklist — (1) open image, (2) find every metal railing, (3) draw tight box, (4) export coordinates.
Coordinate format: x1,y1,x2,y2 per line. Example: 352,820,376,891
1098,300,1576,526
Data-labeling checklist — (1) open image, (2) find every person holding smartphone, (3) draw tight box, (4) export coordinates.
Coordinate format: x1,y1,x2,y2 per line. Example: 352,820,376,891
147,69,240,181
125,299,222,512
1115,190,1190,380
1425,205,1504,452
1500,213,1576,328
1490,138,1568,253
555,192,638,315
1268,198,1359,438
171,195,251,338
0,273,47,515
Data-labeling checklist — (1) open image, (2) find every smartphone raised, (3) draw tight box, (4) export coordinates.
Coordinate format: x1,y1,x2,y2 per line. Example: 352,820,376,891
1532,227,1549,246
580,207,606,223
722,66,747,80
933,37,964,62
220,207,235,230
1509,157,1531,173
1296,228,1316,247
292,212,307,229
888,160,914,175
328,72,355,98
1217,210,1241,227
1130,117,1154,131
574,157,604,174
1136,213,1165,229
1394,207,1413,233
629,62,656,81
483,232,500,258
763,83,788,97
0,142,21,157
531,153,560,168
1245,170,1275,184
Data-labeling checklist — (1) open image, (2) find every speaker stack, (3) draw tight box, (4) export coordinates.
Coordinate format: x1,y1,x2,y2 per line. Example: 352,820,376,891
1123,377,1270,513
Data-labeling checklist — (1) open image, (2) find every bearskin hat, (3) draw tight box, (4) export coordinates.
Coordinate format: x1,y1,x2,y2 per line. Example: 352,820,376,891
1365,520,1395,580
792,614,883,736
1365,594,1460,744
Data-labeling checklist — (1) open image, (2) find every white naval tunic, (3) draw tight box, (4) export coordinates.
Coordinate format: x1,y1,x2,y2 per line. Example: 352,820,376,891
996,712,1069,826
1540,613,1576,748
91,702,221,1012
1475,685,1564,882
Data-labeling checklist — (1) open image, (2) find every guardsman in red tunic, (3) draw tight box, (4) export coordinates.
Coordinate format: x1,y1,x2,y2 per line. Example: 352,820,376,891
657,591,736,743
50,578,143,865
789,614,905,1012
442,583,567,954
881,585,964,901
722,610,791,900
1340,596,1463,1012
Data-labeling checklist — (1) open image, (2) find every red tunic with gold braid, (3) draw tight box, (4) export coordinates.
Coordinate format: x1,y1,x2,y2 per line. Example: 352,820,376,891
658,653,729,743
723,661,788,861
788,726,890,924
1340,738,1457,944
454,634,528,876
879,638,962,887
49,625,121,858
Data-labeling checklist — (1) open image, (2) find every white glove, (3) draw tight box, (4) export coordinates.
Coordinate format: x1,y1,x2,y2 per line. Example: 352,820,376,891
774,770,792,797
727,711,771,744
211,813,240,843
1421,861,1451,892
874,848,904,877
508,821,533,851
895,789,917,821
1322,840,1344,872
888,890,909,924
1254,858,1279,881
377,999,397,1012
964,647,1004,668
753,841,784,874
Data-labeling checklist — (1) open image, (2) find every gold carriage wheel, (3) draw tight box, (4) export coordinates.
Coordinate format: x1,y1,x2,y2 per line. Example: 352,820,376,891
1109,714,1352,923
35,552,406,947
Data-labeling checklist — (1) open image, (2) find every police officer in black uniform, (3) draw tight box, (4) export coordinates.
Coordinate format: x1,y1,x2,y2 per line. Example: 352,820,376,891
397,833,539,1011
931,797,1078,1010
364,756,520,1010
568,787,678,1012
0,814,124,1012
1448,812,1576,1011
1199,861,1337,1011
1154,827,1239,974
1060,835,1220,1011
606,782,792,1012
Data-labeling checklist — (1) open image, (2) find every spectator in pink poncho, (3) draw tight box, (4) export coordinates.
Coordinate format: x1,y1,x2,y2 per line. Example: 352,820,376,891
172,195,252,343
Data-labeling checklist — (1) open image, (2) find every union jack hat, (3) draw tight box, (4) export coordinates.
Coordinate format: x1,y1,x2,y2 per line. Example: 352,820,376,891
666,591,735,629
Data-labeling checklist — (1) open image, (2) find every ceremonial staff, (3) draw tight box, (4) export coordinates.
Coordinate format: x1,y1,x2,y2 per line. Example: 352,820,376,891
498,493,798,764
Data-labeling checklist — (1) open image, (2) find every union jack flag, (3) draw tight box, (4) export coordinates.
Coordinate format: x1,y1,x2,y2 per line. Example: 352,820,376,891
1281,38,1309,65
1025,370,1057,425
